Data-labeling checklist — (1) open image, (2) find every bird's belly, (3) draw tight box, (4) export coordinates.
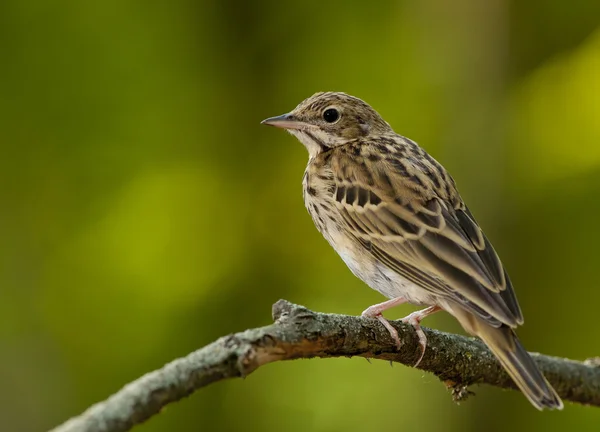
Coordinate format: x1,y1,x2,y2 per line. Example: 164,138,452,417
318,218,434,306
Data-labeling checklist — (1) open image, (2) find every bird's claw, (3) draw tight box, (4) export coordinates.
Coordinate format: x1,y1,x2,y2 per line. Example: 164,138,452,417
401,312,428,367
400,306,441,367
375,314,402,349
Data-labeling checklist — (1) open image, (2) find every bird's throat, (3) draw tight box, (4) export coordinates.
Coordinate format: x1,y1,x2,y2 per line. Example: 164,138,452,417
289,129,328,158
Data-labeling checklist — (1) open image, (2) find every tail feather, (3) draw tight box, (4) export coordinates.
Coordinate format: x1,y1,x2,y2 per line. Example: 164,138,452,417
477,323,563,410
448,305,563,410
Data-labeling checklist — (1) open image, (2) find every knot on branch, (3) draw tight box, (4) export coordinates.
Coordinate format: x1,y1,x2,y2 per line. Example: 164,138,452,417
272,299,315,322
444,380,475,402
584,357,600,367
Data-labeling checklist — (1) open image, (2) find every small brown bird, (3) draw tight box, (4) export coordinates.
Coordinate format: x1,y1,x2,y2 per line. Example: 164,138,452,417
262,91,563,410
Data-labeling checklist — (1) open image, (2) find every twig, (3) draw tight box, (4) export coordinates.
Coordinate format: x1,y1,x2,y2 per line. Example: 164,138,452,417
51,300,600,432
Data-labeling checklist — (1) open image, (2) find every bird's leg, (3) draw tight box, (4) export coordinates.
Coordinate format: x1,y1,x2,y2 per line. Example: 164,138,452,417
361,297,408,349
400,305,442,367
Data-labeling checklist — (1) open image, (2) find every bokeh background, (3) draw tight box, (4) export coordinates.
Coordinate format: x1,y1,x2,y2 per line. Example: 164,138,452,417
1,0,600,431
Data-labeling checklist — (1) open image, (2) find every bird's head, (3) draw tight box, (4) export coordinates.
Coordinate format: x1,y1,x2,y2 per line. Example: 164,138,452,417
262,92,392,157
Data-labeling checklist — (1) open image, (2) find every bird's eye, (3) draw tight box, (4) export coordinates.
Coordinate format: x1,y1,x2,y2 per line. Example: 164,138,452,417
323,108,340,123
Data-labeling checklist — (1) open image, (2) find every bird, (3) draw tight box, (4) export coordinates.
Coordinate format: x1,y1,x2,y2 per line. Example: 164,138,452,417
261,91,563,410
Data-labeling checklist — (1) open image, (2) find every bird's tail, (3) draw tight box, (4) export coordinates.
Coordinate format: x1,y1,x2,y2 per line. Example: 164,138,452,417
475,322,563,410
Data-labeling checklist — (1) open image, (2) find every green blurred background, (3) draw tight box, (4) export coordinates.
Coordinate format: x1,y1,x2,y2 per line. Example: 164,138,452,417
1,0,599,431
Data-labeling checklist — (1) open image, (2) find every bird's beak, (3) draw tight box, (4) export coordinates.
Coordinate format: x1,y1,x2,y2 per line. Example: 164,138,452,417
261,113,308,130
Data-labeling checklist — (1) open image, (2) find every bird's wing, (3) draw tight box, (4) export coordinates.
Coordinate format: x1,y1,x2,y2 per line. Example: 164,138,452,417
330,146,523,328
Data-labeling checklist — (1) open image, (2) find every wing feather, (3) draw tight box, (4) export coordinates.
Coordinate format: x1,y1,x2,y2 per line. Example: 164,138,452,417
331,151,523,327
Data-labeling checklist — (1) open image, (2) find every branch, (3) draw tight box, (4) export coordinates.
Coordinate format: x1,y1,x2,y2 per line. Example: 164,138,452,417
51,300,600,432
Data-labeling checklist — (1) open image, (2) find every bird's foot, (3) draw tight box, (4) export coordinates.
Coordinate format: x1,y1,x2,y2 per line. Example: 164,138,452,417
400,305,441,367
375,314,401,349
361,297,407,349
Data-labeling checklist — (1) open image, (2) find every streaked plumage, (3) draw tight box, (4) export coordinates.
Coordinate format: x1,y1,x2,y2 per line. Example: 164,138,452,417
262,91,563,410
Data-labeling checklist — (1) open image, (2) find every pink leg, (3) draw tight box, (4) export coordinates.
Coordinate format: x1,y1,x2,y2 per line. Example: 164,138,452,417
400,306,442,367
361,297,408,349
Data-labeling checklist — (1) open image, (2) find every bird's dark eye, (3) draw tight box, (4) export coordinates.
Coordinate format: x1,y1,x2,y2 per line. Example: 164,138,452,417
323,108,340,123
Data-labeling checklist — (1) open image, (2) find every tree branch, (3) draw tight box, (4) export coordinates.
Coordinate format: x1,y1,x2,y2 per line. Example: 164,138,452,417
51,300,600,432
